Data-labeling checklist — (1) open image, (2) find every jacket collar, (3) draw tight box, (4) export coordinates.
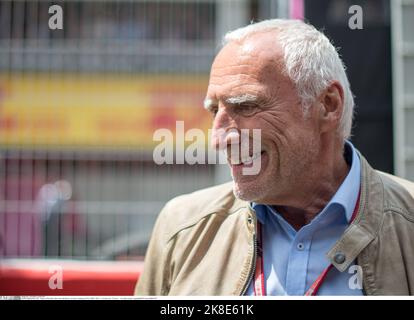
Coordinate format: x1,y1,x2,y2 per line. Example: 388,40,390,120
326,151,383,272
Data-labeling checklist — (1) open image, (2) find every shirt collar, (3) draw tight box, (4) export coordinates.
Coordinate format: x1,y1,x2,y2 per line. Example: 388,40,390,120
330,140,361,223
250,140,361,225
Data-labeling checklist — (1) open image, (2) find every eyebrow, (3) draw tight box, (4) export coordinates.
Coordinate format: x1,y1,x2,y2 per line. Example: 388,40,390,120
225,94,259,105
203,94,259,111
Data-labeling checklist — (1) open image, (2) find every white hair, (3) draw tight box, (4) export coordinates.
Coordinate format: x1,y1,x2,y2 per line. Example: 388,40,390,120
223,19,354,140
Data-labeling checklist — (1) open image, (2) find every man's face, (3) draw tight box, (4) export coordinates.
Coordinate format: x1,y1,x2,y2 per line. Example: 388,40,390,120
205,32,321,204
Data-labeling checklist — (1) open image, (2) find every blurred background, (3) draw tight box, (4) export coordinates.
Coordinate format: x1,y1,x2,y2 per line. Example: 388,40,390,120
0,0,412,267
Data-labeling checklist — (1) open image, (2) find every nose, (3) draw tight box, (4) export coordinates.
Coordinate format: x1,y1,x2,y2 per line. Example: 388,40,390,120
211,128,241,151
211,110,240,151
211,104,243,150
212,105,232,129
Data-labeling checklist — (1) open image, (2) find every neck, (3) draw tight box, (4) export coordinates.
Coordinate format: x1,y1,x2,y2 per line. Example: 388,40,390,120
273,138,350,231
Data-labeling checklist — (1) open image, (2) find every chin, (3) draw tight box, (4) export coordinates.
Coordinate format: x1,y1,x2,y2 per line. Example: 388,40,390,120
232,180,267,202
230,151,273,202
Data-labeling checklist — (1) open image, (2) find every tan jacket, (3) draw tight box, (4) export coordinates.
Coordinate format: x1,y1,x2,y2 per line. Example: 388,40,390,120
135,154,414,295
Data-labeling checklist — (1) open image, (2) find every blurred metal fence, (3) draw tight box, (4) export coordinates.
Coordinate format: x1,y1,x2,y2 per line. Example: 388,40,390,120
0,149,216,259
0,0,216,73
0,0,228,260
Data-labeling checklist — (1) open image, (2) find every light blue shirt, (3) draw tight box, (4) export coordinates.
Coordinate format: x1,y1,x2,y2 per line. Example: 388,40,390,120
247,141,363,296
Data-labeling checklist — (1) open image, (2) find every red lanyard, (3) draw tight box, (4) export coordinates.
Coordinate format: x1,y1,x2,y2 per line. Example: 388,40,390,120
253,189,361,296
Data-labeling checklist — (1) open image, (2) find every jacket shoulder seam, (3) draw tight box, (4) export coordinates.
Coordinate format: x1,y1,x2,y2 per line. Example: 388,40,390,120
377,171,414,220
165,206,246,244
384,205,414,223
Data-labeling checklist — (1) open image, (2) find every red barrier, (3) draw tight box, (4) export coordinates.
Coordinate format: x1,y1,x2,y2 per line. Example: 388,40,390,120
0,259,143,296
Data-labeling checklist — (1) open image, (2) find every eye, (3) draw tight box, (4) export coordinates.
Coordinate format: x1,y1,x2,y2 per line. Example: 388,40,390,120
209,106,218,117
236,103,258,117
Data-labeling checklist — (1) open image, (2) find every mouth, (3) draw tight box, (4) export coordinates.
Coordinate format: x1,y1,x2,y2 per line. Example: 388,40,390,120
227,150,265,166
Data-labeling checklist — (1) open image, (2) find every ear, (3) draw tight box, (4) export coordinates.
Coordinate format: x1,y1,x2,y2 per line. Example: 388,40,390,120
317,81,344,134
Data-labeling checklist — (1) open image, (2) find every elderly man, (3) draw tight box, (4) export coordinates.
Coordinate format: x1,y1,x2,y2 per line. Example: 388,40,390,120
135,19,414,295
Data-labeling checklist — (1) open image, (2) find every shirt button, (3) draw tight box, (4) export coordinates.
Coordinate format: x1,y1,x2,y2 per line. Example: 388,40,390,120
334,252,346,264
297,243,305,251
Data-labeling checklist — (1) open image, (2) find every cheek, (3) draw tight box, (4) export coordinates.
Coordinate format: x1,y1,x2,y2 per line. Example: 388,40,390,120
261,107,317,141
257,115,290,148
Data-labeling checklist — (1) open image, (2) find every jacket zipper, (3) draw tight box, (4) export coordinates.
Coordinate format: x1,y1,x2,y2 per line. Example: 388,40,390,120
240,215,258,295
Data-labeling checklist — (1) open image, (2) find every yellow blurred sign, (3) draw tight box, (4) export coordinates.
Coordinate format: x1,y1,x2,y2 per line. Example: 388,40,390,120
0,73,211,150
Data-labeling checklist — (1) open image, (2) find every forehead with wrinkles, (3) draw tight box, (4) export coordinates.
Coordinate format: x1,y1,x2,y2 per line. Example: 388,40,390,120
212,31,285,80
207,31,295,105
